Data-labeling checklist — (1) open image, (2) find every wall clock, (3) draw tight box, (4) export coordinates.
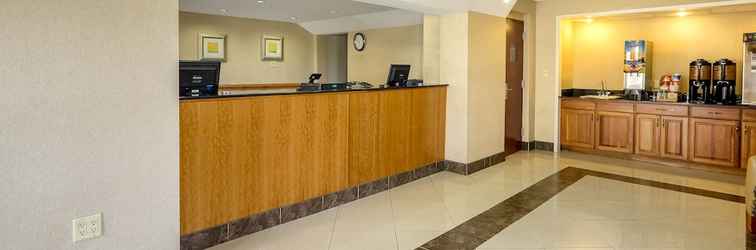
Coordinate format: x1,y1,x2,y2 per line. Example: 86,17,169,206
353,33,366,52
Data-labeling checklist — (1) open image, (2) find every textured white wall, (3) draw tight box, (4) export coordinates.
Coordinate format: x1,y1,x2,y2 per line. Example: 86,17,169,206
0,0,179,249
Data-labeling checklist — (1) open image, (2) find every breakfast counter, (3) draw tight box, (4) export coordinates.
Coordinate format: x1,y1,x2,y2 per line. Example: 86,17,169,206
560,96,756,175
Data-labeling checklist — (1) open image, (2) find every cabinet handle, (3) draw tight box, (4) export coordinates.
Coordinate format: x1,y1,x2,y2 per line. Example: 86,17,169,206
656,108,668,112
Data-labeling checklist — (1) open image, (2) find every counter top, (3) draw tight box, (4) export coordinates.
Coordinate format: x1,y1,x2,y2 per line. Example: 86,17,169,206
560,96,756,109
180,84,449,101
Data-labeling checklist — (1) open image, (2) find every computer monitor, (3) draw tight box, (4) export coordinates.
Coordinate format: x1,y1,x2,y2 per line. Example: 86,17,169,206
386,64,411,87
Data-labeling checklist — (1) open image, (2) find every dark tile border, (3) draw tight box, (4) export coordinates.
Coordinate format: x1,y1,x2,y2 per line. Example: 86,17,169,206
417,166,745,250
534,141,554,151
180,161,446,250
443,151,507,176
520,141,535,151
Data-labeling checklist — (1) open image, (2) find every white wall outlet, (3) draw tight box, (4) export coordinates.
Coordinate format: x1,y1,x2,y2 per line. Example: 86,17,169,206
72,213,103,242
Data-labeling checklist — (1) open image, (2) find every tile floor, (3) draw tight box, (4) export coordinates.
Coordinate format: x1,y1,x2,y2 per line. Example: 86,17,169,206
209,150,746,250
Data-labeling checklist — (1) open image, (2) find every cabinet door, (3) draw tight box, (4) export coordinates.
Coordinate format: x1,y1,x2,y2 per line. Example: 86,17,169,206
560,109,595,149
595,111,634,153
660,116,688,161
741,122,756,168
689,118,739,167
635,114,660,157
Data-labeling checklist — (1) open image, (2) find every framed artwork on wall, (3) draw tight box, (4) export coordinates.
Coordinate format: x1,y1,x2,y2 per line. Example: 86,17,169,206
262,35,284,61
199,33,226,61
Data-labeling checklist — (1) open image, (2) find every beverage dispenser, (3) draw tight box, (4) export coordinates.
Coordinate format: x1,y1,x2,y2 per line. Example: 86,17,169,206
743,33,756,105
712,59,737,105
623,40,652,99
688,59,712,104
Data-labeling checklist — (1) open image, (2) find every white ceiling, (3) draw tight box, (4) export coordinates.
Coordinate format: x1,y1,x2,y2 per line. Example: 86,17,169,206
179,0,395,23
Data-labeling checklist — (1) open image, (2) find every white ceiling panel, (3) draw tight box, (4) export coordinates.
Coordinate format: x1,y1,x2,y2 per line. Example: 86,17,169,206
180,0,395,23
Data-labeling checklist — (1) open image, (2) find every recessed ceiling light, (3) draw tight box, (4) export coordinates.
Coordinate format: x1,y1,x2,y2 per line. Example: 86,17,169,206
256,0,264,3
329,10,337,14
290,16,297,20
677,9,689,17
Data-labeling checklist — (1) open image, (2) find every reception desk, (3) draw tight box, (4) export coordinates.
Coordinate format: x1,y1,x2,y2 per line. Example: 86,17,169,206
179,85,447,238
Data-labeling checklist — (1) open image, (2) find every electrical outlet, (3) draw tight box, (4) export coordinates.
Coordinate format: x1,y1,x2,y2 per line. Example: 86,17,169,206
72,213,102,242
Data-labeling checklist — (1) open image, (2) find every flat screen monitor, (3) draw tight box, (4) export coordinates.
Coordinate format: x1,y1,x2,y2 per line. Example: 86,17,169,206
179,61,221,87
386,64,411,86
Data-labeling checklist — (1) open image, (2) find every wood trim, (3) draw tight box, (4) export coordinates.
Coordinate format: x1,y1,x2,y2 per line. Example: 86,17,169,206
742,122,756,169
689,107,741,121
636,104,688,117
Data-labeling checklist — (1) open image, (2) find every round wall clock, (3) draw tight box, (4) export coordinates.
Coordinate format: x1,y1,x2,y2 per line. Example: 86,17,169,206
353,33,366,52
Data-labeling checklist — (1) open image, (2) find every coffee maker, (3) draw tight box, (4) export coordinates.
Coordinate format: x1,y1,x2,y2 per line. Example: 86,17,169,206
688,59,712,104
712,59,737,105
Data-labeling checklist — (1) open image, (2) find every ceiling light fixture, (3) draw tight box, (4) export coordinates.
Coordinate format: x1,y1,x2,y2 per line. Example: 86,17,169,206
219,9,228,15
677,8,689,17
329,10,337,14
585,16,594,23
290,16,297,20
256,0,264,3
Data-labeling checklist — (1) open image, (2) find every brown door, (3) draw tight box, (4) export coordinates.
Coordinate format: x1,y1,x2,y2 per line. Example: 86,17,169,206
635,114,660,157
741,122,756,168
689,118,739,167
560,109,595,149
505,18,524,156
595,111,634,153
660,116,688,160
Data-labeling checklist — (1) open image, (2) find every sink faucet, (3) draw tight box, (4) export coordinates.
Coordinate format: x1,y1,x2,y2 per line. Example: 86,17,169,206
599,80,609,96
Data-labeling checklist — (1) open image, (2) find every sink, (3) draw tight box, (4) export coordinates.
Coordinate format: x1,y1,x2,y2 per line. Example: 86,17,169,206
580,95,622,100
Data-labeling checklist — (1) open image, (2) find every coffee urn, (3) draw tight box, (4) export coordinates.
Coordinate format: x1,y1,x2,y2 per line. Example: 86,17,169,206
689,59,712,104
712,59,737,105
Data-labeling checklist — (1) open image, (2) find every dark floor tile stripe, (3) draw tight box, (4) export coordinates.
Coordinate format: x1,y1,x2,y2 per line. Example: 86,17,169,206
417,167,587,250
418,166,746,250
581,168,745,203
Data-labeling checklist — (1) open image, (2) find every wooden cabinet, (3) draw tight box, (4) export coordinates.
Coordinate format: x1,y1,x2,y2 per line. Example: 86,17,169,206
689,118,739,168
595,111,634,153
634,115,688,160
741,122,756,168
560,109,595,149
409,87,445,169
660,116,688,160
635,114,660,156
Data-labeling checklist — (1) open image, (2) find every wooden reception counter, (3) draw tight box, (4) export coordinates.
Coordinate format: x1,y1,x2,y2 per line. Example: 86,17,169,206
179,85,447,236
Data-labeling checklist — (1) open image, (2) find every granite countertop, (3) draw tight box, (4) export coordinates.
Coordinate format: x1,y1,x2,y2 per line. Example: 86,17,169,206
180,83,449,101
560,96,756,109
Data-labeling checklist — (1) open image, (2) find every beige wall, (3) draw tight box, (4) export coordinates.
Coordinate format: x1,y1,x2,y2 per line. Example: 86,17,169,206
348,25,424,84
468,12,509,161
534,0,736,144
438,13,471,163
423,16,442,84
433,11,510,163
562,11,756,91
316,34,348,83
180,12,315,84
0,0,178,249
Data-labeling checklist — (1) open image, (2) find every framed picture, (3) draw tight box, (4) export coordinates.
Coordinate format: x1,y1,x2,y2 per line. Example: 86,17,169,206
199,33,226,61
262,35,284,61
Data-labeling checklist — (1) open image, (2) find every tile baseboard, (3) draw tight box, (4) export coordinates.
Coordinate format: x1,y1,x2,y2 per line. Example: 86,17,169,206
180,161,446,250
444,151,507,176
